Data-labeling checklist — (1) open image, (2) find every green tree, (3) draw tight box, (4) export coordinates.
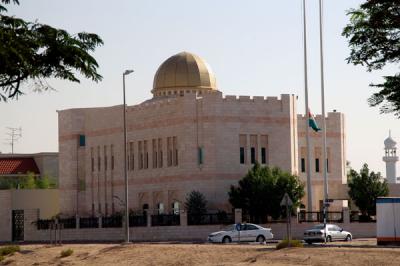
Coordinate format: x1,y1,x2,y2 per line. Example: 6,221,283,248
342,1,400,116
19,172,36,189
348,163,389,217
229,163,305,221
0,0,103,101
35,174,57,189
185,190,207,215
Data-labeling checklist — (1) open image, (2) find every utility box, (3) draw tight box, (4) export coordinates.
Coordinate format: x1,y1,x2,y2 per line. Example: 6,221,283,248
377,197,400,245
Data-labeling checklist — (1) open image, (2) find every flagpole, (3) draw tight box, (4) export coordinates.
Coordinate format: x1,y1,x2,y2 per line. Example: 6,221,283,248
302,0,313,213
318,0,329,241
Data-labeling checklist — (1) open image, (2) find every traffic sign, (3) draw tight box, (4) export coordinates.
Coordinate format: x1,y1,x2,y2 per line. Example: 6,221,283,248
235,223,241,231
280,193,293,207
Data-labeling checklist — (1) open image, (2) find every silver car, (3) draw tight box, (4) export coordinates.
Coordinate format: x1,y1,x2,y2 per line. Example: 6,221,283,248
208,223,274,243
304,224,352,244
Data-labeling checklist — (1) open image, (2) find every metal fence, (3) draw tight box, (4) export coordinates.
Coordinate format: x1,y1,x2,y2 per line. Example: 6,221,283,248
350,212,376,223
59,218,76,229
102,216,122,228
79,217,99,228
242,214,292,224
188,213,234,225
298,211,343,223
151,214,180,226
129,215,147,227
36,219,54,230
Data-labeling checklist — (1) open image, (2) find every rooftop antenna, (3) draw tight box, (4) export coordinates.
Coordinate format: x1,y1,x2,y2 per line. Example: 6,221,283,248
5,127,22,154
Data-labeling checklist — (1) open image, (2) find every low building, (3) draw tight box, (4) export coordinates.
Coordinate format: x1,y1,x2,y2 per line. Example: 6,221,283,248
0,152,58,188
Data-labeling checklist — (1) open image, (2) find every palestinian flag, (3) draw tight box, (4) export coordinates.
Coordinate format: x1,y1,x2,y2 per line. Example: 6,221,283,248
308,110,321,132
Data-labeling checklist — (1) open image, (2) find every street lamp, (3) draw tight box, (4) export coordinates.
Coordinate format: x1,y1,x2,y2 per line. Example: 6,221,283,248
123,69,133,243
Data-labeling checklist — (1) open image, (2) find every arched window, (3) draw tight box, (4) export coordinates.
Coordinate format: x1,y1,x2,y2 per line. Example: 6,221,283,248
157,203,164,214
172,201,180,215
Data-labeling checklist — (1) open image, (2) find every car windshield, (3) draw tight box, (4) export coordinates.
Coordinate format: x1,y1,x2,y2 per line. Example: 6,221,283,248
312,225,325,230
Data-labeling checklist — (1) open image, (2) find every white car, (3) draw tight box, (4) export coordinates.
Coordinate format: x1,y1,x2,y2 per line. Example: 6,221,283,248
208,223,273,243
304,224,352,244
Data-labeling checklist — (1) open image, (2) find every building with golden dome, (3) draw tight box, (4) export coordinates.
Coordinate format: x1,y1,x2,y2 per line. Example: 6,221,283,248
58,52,347,216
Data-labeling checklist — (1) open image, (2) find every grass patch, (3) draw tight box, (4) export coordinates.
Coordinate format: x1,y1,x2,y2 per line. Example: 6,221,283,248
276,239,303,250
60,248,73,258
0,255,4,262
0,245,20,256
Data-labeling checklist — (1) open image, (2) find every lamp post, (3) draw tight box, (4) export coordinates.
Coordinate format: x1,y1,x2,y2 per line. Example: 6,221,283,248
123,69,133,243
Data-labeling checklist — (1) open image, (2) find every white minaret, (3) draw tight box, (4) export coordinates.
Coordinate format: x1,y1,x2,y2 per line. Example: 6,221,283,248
383,131,398,183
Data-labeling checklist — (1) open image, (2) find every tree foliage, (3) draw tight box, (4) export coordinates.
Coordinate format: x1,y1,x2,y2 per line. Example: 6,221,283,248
0,0,103,101
342,0,400,116
348,163,389,217
185,190,207,215
228,163,305,220
0,172,57,189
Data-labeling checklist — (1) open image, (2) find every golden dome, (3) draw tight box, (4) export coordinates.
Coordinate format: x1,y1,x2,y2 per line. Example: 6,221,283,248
152,52,217,97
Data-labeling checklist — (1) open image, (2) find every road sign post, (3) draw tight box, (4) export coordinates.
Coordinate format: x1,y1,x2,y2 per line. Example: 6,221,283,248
236,223,241,243
280,193,293,247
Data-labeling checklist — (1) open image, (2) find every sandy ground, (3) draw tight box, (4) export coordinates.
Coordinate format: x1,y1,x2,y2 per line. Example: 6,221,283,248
1,239,400,266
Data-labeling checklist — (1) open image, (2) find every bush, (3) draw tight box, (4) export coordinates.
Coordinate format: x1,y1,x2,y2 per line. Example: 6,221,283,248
0,245,20,256
60,249,73,258
276,239,303,250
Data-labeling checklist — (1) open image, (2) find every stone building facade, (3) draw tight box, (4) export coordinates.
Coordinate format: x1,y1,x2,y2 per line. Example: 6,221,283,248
58,52,347,217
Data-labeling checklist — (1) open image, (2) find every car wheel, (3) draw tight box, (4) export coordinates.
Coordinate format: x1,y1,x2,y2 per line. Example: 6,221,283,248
256,235,265,243
222,236,232,244
326,236,332,242
345,235,352,242
306,240,313,245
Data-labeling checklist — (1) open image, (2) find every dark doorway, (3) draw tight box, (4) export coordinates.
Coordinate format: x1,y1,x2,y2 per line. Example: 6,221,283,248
12,210,24,242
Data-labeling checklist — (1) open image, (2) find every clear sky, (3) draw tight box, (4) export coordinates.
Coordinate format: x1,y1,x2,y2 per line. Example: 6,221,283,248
1,0,399,175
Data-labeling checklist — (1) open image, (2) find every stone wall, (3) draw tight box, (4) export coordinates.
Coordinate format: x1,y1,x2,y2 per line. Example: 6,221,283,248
0,207,376,243
0,190,11,242
22,221,376,243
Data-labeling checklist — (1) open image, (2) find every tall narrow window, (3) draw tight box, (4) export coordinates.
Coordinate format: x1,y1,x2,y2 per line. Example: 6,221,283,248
315,158,320,173
111,144,114,170
144,140,148,169
239,134,247,164
167,137,172,167
240,147,245,164
152,139,157,168
97,146,101,171
173,136,178,166
104,146,108,171
91,147,94,172
250,135,258,164
261,148,266,164
79,135,86,147
138,141,143,169
250,147,256,164
326,159,329,173
301,158,306,172
260,135,268,165
129,142,134,171
198,147,203,165
158,138,163,168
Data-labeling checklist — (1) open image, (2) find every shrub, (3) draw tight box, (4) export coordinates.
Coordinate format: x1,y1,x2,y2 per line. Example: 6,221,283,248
0,245,20,256
60,249,73,258
276,239,303,250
